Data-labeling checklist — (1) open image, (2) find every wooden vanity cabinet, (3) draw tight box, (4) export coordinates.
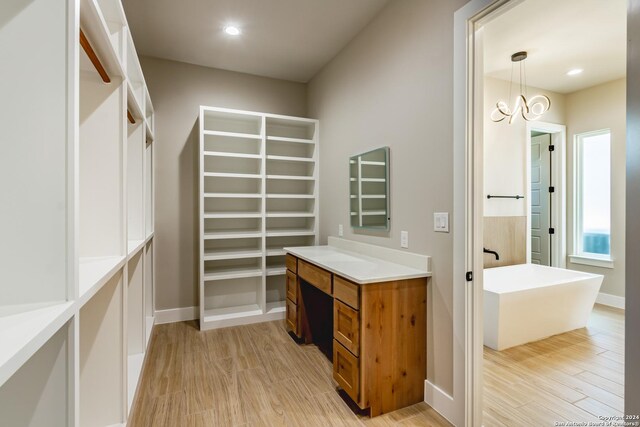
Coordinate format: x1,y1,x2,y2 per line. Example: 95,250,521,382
284,254,427,417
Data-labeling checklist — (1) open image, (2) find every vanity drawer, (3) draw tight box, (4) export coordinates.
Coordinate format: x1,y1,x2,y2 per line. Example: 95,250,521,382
286,298,298,335
333,340,360,403
285,254,298,273
334,275,359,309
334,300,360,356
298,259,332,295
286,270,298,303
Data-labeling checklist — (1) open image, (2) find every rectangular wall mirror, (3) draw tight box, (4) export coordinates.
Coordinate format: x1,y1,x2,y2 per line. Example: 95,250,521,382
349,147,390,230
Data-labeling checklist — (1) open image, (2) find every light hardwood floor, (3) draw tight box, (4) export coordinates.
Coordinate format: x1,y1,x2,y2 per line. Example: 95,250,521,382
130,304,623,427
129,319,451,426
483,304,625,426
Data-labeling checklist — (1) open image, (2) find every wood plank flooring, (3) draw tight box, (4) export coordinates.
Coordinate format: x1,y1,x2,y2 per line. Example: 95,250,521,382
483,304,625,426
130,304,623,427
129,319,451,426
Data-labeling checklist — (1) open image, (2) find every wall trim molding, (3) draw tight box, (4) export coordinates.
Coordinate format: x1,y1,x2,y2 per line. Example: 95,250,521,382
424,380,456,425
154,306,199,324
596,292,625,310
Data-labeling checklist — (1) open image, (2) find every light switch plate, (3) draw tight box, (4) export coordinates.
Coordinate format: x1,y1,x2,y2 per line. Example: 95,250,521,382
338,224,344,237
400,231,409,248
434,212,450,233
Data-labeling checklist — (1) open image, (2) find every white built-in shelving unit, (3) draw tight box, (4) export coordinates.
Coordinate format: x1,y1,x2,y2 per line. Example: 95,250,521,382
0,0,155,425
199,107,319,330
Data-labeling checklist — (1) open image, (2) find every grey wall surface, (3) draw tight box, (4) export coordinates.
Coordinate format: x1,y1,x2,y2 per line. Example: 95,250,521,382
140,56,307,311
626,0,640,416
308,0,467,395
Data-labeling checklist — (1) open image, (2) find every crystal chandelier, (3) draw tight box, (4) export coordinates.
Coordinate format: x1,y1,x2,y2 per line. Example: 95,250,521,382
490,51,551,124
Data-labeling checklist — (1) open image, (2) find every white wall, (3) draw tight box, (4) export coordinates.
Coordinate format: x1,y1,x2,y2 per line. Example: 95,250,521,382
566,79,626,297
483,77,566,216
139,56,307,311
308,0,468,395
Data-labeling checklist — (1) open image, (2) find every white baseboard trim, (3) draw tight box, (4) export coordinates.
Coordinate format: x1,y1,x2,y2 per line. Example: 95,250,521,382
424,380,456,426
596,292,625,310
154,306,198,324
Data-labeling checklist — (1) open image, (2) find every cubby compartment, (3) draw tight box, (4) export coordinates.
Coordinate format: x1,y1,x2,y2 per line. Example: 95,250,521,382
266,157,315,178
126,252,144,411
204,237,263,261
145,140,154,238
204,258,263,282
79,47,126,299
266,117,317,141
266,196,315,215
144,241,154,344
204,197,261,215
266,179,315,196
203,109,263,136
266,235,316,255
204,217,262,238
202,277,263,322
266,217,315,237
204,133,261,155
266,255,286,276
80,271,124,427
0,321,72,427
266,275,287,314
204,155,262,175
266,139,316,159
204,175,262,196
128,120,145,251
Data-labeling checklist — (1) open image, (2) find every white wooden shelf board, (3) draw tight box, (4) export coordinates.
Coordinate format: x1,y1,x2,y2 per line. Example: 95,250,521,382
204,212,262,219
266,136,314,144
203,267,263,281
203,151,261,159
361,178,386,182
0,301,75,387
204,193,262,199
266,267,286,276
266,249,287,257
361,161,385,166
266,229,315,237
266,212,314,218
203,130,262,140
204,172,262,179
266,194,314,199
127,239,145,257
362,195,386,199
362,211,387,216
266,175,314,181
127,353,145,412
203,304,262,323
203,249,263,261
266,155,314,163
266,301,286,314
204,230,263,240
79,256,126,305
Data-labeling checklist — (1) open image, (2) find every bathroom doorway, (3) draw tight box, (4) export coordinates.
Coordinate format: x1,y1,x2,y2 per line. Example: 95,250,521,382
526,122,567,268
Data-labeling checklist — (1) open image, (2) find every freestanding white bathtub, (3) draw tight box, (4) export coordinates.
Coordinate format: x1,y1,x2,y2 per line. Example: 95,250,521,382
483,264,603,351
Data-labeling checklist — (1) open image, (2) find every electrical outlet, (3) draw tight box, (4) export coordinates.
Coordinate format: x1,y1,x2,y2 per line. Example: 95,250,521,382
338,224,344,237
434,212,450,233
400,231,409,248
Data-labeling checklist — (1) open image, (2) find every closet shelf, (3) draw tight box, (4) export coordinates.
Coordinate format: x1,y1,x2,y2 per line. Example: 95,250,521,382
266,155,314,163
0,301,76,388
266,267,286,276
203,249,263,261
127,353,145,412
204,212,262,219
266,136,314,144
203,130,262,140
361,161,385,166
266,194,314,199
203,267,263,281
203,230,263,240
361,178,386,183
266,175,315,181
266,249,287,257
79,0,126,79
266,212,314,218
204,172,262,179
265,229,315,237
203,151,261,159
79,256,127,305
203,304,263,323
362,211,387,216
204,193,262,199
126,81,144,121
362,194,386,199
265,300,286,314
127,239,145,257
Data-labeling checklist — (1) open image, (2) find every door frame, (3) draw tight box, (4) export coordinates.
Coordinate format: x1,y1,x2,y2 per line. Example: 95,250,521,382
525,122,567,268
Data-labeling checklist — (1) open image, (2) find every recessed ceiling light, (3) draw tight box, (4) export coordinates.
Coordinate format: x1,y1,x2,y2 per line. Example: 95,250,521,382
224,26,241,36
567,68,583,76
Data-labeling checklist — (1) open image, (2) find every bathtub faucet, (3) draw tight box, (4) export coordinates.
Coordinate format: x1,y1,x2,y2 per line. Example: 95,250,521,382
483,248,500,260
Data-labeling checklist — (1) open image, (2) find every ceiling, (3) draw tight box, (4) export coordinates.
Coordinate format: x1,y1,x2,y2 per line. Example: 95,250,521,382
483,0,626,94
123,0,390,82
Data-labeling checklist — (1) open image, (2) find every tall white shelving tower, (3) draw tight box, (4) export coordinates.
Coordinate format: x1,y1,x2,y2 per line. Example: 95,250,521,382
199,106,319,330
0,0,155,425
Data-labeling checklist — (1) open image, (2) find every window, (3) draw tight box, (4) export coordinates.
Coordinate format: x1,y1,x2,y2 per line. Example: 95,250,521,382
574,129,611,262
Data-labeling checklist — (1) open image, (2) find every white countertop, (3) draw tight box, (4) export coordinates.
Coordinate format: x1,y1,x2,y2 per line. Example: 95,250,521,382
284,245,431,284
